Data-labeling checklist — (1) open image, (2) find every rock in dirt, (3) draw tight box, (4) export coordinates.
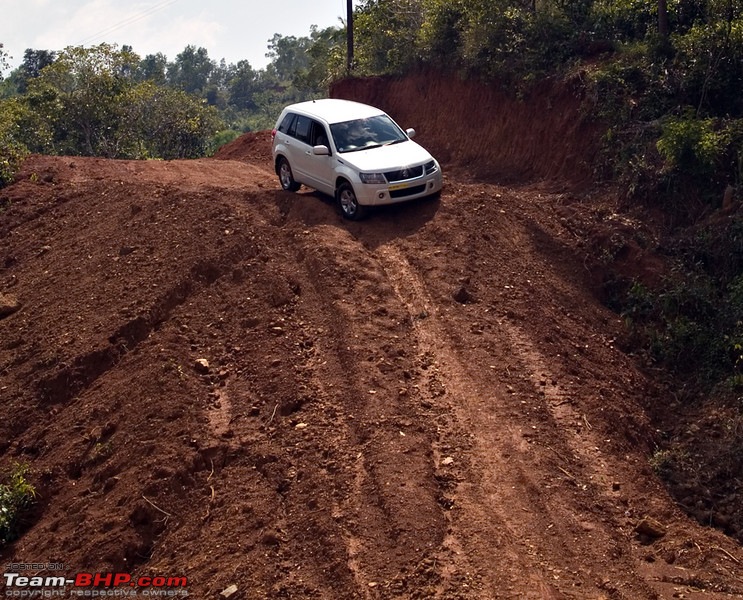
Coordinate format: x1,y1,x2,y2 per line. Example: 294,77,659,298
635,517,667,539
219,584,238,598
0,293,21,319
194,358,210,374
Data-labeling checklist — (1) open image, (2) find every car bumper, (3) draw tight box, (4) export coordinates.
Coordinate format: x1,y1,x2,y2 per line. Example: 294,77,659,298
355,170,443,206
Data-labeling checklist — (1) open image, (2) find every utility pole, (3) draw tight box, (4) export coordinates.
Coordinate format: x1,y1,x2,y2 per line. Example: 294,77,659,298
346,0,354,74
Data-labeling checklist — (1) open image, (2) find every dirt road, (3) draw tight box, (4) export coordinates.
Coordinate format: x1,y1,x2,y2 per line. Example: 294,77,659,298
0,129,741,599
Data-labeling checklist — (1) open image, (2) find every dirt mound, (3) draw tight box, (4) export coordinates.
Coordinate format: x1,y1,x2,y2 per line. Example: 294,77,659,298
1,75,742,599
213,130,274,164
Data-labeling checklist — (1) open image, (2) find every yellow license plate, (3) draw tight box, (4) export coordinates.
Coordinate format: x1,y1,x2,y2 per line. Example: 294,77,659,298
388,182,410,191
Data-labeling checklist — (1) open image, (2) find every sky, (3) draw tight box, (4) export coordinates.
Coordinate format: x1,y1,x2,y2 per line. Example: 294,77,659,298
1,0,358,73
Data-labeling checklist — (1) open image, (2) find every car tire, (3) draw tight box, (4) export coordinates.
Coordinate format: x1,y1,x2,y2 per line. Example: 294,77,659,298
278,157,300,192
337,182,366,220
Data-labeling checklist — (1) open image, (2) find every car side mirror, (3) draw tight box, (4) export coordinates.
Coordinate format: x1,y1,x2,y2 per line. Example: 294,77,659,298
313,145,330,156
406,128,416,139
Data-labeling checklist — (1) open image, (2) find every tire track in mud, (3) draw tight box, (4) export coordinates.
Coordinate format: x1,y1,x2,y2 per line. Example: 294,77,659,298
373,241,667,599
499,319,622,496
302,238,448,597
375,243,566,599
237,200,451,597
198,199,374,597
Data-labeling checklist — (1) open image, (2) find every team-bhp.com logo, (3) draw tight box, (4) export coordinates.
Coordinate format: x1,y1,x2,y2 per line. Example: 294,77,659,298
3,565,188,597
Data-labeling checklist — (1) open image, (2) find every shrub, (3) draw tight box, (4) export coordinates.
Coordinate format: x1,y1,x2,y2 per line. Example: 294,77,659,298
0,99,31,188
0,463,36,545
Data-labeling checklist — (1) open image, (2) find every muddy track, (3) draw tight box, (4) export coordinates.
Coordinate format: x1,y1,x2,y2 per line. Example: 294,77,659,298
1,151,742,599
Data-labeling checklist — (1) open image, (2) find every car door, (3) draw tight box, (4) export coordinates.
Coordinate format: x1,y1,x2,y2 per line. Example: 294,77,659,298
307,121,335,196
275,112,299,170
288,114,315,185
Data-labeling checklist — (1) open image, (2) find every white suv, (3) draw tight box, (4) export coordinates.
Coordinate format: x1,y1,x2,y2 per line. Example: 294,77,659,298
271,99,443,220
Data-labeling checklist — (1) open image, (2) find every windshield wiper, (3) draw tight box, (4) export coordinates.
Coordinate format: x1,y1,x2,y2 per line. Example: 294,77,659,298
343,143,383,153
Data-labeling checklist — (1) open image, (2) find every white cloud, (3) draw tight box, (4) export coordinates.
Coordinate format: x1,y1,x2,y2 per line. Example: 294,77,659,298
1,0,355,72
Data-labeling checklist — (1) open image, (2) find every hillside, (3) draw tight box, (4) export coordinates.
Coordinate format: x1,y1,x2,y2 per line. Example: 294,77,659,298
1,74,742,599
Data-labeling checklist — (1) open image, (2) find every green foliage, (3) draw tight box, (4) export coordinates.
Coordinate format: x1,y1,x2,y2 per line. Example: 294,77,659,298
657,114,727,177
0,21,343,159
15,49,56,93
211,129,241,152
0,99,31,187
621,216,743,390
226,60,259,111
672,17,743,116
353,0,424,74
592,0,657,41
0,463,36,546
624,279,722,385
418,0,464,67
655,115,743,203
266,34,313,81
27,44,141,156
296,26,348,94
167,45,213,95
117,82,223,159
137,52,168,85
2,44,224,160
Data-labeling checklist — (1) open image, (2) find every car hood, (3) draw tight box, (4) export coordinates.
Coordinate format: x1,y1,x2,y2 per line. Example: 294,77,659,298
337,140,434,172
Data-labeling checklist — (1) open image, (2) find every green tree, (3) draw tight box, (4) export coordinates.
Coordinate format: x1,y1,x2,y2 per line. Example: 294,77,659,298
353,0,424,74
419,0,466,68
0,99,30,187
18,43,223,159
266,34,312,81
296,25,347,94
118,82,223,158
138,52,168,85
15,49,56,93
226,60,259,110
29,44,140,156
167,45,214,94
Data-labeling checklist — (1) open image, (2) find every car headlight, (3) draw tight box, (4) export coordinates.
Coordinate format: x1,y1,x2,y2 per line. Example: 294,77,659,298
359,172,386,184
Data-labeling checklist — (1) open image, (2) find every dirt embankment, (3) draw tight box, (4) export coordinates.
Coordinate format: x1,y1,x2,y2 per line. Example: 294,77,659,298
331,72,600,186
0,73,741,599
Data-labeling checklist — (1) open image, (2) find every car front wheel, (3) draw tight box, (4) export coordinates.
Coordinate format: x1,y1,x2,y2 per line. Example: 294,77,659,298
278,157,300,192
337,182,366,220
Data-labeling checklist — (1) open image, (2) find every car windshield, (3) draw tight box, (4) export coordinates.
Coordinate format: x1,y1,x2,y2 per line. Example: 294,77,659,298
330,115,407,153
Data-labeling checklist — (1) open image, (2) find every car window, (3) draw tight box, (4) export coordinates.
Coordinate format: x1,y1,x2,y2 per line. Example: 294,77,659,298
278,113,295,134
311,121,330,148
293,115,313,145
330,115,407,153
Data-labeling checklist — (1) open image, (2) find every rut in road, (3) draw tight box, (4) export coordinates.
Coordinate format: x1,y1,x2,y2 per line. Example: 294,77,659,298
374,241,661,599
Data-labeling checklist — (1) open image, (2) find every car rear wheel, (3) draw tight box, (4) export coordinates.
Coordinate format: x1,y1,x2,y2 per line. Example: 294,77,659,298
337,182,366,220
278,157,300,192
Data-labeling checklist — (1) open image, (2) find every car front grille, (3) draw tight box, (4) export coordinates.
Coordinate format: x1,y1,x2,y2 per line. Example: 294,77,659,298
384,165,424,182
390,184,427,199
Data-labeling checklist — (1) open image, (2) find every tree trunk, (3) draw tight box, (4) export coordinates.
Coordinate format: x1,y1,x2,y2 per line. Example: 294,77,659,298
658,0,670,38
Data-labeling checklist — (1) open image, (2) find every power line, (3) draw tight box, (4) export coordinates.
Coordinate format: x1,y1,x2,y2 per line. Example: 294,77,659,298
77,0,182,46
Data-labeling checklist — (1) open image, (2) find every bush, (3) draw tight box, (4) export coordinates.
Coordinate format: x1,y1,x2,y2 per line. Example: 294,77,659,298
620,214,743,390
0,463,36,545
0,136,27,189
657,113,727,174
